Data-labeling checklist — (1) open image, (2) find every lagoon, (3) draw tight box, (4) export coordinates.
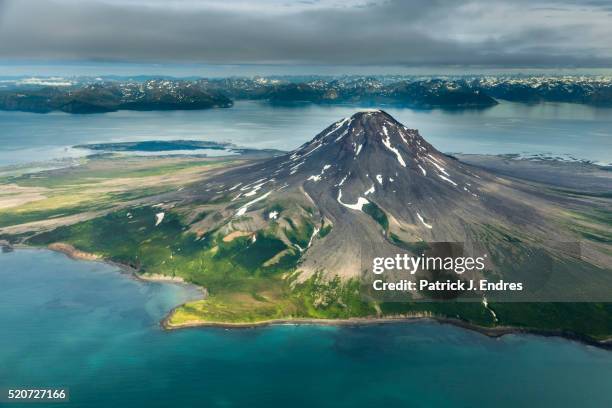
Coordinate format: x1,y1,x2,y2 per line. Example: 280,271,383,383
1,100,611,167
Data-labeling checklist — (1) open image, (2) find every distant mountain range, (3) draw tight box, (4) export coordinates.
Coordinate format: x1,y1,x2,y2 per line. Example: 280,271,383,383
2,75,612,113
0,81,232,113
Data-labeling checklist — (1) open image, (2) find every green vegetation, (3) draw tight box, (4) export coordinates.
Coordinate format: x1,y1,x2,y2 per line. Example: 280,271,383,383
489,303,612,340
6,158,219,189
377,301,612,340
29,206,290,290
552,188,612,199
218,232,286,271
168,275,377,326
318,221,333,238
284,216,315,249
0,156,242,232
19,203,612,338
0,203,109,228
170,294,295,324
294,274,376,318
565,208,612,244
478,223,523,243
363,202,389,232
380,301,496,326
190,210,210,224
17,204,612,339
389,233,430,253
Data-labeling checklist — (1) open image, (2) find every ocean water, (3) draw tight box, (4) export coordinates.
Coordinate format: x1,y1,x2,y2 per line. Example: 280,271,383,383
1,249,611,408
1,100,611,167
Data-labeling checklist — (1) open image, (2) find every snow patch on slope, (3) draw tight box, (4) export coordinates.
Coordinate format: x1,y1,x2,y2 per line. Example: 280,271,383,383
307,164,332,182
155,212,165,226
337,189,369,211
416,212,432,229
355,144,363,156
381,131,406,167
438,174,458,186
235,191,272,217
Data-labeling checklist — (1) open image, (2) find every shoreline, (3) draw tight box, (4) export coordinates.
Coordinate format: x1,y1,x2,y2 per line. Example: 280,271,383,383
9,243,208,297
160,311,612,350
5,244,612,351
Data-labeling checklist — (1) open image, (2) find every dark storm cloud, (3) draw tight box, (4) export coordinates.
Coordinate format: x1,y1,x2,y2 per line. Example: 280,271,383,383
0,0,610,67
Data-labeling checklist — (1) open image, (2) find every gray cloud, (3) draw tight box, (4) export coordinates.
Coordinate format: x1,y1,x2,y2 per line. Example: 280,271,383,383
0,0,611,67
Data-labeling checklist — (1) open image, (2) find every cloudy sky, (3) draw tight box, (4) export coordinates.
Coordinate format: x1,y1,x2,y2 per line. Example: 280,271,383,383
0,0,611,68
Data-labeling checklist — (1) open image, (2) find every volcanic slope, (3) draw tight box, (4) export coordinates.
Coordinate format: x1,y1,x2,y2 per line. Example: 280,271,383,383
170,110,609,291
24,111,611,328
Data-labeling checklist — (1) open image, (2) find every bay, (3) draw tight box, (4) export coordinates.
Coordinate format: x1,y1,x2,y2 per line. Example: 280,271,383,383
1,249,611,408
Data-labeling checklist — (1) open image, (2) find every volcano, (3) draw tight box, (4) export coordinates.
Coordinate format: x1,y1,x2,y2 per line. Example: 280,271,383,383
174,110,608,288
23,109,612,329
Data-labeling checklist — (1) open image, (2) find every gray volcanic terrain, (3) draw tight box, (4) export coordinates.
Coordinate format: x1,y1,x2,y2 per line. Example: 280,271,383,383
168,111,610,299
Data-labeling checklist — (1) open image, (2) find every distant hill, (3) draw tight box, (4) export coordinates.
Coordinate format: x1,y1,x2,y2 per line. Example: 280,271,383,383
388,80,497,108
474,78,612,106
2,75,612,114
253,79,498,108
0,80,233,113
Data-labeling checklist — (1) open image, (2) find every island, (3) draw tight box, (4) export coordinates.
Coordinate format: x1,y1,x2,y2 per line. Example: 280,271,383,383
1,112,611,347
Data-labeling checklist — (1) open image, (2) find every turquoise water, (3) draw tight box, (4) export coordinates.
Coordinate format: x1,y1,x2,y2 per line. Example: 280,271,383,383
1,249,612,407
1,100,611,167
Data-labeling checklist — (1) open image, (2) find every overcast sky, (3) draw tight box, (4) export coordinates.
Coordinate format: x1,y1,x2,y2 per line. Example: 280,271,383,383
0,0,611,68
